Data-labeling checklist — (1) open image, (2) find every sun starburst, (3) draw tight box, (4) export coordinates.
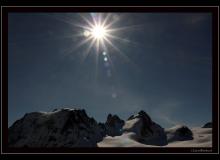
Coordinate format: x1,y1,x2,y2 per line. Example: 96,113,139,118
68,13,140,74
77,13,124,54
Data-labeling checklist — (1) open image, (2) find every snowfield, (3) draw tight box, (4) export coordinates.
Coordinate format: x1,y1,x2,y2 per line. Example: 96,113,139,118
166,127,212,147
98,127,212,147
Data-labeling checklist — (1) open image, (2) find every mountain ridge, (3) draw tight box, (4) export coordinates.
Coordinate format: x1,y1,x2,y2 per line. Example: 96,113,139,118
8,107,212,148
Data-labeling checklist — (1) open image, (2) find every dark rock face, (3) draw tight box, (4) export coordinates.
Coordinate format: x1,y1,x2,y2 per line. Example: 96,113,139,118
202,122,212,128
123,110,167,146
175,126,193,139
166,125,193,143
8,108,104,147
8,109,126,148
105,114,125,136
98,122,107,137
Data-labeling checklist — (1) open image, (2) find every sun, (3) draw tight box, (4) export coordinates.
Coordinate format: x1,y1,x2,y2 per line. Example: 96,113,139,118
75,13,131,57
79,13,120,52
91,25,107,40
83,25,107,40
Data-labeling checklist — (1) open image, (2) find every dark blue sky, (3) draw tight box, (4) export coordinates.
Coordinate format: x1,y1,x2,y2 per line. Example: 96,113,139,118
8,13,212,128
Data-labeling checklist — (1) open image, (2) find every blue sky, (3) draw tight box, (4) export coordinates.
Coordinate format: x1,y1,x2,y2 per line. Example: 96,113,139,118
8,13,212,128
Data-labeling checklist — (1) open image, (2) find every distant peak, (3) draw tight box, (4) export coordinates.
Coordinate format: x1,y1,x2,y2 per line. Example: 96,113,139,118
138,110,151,118
128,110,152,124
202,122,212,128
107,114,112,119
106,114,124,125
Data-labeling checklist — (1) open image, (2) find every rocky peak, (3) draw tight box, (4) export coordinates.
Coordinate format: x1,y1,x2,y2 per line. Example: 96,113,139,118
105,114,125,137
8,108,104,147
128,110,152,125
106,114,124,127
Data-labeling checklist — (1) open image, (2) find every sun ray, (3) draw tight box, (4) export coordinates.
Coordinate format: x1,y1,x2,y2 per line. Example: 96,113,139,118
75,36,93,50
81,38,96,63
90,13,99,27
105,34,131,43
103,36,122,54
104,15,121,29
78,13,95,29
97,13,102,26
102,13,112,27
72,23,93,31
100,38,108,52
96,39,100,53
107,24,144,32
103,36,139,70
62,36,93,58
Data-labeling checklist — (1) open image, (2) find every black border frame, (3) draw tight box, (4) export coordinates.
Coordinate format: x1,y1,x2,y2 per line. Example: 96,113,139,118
1,6,219,154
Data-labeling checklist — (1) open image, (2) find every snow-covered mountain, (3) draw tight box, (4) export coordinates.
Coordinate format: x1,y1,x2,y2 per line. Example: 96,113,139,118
8,108,212,148
9,108,104,147
122,110,167,146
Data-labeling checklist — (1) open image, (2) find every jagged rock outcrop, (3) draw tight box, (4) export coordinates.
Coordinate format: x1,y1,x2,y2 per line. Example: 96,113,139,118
8,108,104,147
98,122,107,137
165,125,193,143
105,114,125,136
123,110,167,146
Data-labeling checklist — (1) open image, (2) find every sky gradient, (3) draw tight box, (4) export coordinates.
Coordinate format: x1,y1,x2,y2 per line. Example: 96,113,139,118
8,13,212,128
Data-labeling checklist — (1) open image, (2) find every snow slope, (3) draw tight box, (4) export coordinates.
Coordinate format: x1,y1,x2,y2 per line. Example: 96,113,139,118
166,127,212,147
98,126,212,147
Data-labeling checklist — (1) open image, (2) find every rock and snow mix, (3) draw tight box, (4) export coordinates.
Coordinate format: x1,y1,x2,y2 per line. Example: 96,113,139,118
8,108,212,148
122,110,167,146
